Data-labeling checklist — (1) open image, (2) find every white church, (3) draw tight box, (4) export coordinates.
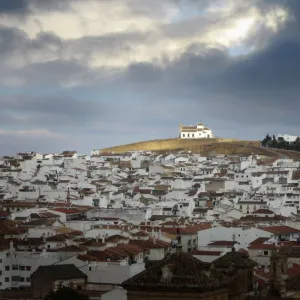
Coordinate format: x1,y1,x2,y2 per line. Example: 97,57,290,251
179,122,214,139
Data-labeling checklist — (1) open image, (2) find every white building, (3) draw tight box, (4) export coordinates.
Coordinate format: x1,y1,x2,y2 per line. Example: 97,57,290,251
179,122,214,139
277,134,299,144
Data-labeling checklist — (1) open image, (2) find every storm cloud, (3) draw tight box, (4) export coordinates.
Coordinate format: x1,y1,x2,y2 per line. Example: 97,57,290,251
0,0,299,154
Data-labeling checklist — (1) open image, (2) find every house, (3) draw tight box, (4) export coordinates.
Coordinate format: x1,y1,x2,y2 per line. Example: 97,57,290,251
259,226,300,241
277,134,299,144
179,122,214,139
31,264,87,298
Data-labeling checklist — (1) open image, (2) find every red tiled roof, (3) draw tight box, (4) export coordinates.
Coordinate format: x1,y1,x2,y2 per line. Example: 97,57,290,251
129,239,169,250
131,231,149,237
253,209,274,214
258,226,300,234
248,243,275,250
191,250,222,256
249,237,270,245
54,208,81,214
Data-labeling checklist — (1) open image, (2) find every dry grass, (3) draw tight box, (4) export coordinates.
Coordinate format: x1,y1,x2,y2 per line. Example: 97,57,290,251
100,138,262,155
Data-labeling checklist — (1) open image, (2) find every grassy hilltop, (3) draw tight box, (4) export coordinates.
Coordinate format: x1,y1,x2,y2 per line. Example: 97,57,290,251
100,138,268,156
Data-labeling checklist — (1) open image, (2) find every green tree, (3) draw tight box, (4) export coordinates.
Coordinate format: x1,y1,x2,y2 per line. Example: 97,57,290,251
277,137,288,149
261,134,272,147
294,137,300,152
270,135,278,148
44,287,89,300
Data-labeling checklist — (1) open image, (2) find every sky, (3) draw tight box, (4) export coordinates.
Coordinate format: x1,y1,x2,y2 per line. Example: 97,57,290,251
0,0,300,155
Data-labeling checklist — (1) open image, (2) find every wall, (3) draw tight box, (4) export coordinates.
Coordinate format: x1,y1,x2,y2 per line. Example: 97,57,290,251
87,209,147,225
81,263,145,284
0,248,65,290
198,227,272,249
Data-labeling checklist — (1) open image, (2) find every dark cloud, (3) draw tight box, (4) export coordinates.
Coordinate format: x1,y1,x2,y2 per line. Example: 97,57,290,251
0,0,72,14
0,0,300,154
0,0,27,13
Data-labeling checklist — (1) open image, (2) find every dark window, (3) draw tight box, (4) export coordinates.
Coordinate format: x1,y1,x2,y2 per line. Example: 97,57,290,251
11,276,20,282
5,277,9,282
5,266,9,271
264,251,268,256
26,277,31,282
26,266,31,271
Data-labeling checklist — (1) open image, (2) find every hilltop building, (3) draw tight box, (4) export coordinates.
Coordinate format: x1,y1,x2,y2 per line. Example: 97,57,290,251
179,122,214,139
277,134,299,144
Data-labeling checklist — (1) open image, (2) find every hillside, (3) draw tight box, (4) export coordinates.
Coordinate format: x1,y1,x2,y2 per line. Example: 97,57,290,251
100,138,300,159
101,138,264,156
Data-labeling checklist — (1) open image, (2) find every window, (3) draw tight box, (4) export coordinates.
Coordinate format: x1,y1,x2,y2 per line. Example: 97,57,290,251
0,282,2,286
26,266,31,271
20,266,25,271
182,134,185,137
12,265,18,270
187,134,190,137
5,266,9,271
20,277,25,282
264,251,269,256
5,278,9,282
26,277,31,282
11,276,20,282
192,134,194,137
0,259,2,263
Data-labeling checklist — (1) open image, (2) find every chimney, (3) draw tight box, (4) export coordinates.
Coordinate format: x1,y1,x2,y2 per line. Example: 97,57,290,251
160,265,173,282
66,187,70,206
9,240,14,251
102,234,106,244
96,235,99,243
176,242,182,254
153,236,156,245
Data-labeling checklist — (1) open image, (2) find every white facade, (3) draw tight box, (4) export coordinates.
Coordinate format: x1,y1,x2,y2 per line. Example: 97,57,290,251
180,122,214,139
277,134,299,143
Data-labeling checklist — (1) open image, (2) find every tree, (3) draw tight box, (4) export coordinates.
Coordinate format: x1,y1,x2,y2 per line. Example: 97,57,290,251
261,134,272,147
277,137,288,150
44,287,89,300
270,135,278,148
